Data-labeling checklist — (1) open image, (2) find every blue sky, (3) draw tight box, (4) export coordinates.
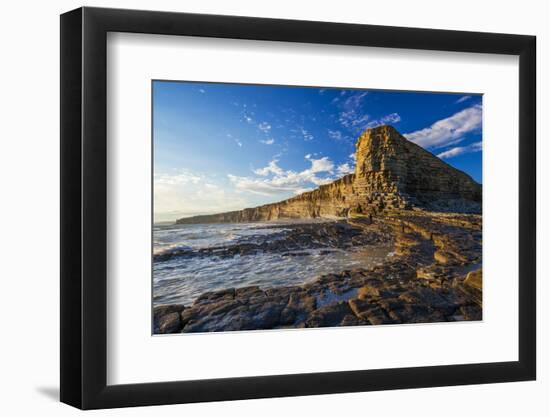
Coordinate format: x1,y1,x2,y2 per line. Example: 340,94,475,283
153,81,482,222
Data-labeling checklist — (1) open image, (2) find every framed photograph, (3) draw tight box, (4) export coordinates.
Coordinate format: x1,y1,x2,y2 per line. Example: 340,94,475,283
60,7,536,409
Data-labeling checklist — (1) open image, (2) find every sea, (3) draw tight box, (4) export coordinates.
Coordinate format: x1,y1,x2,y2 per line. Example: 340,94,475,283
153,221,392,307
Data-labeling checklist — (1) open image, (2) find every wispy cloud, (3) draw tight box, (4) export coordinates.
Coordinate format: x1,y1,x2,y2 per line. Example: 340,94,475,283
226,133,243,147
337,91,370,133
258,122,271,133
296,126,314,141
332,90,401,136
455,95,471,104
404,104,482,149
259,138,275,145
198,88,206,94
437,141,482,159
364,112,402,129
328,129,344,141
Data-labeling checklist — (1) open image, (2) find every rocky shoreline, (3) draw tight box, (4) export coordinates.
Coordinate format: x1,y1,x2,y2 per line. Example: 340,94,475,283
154,220,392,262
154,211,482,334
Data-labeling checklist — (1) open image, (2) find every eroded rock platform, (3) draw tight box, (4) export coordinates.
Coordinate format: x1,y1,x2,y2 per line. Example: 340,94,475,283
154,211,482,334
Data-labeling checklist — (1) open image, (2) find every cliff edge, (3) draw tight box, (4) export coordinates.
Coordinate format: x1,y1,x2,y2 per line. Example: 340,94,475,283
176,125,481,224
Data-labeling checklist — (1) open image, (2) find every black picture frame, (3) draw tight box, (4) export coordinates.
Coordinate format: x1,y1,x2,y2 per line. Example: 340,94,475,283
60,6,536,410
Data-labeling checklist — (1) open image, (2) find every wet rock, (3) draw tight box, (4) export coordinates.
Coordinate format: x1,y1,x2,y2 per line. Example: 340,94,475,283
153,304,185,321
205,299,243,316
286,292,316,313
416,267,437,280
460,304,482,321
340,314,368,326
464,269,482,290
363,306,394,325
235,285,264,298
357,285,381,299
156,220,393,262
245,302,285,329
348,299,372,318
305,302,354,328
182,301,284,333
193,288,235,305
265,286,301,299
156,210,482,333
158,312,182,333
180,308,195,327
398,287,457,315
455,269,482,307
387,303,446,323
348,299,394,325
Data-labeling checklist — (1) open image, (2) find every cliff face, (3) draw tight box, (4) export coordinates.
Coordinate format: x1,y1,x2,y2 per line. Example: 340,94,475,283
176,125,481,224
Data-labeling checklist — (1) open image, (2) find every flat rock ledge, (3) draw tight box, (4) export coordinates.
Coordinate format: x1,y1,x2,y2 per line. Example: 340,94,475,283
154,212,482,334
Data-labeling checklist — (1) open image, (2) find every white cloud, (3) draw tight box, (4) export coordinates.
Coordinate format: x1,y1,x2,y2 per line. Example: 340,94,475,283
260,138,275,145
308,156,334,173
404,104,482,149
227,175,299,195
154,170,248,222
230,156,336,196
253,159,284,176
437,141,482,159
336,163,354,175
154,153,359,222
198,88,206,94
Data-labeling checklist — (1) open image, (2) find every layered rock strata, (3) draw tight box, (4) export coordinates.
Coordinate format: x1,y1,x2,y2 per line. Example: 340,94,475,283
154,212,482,333
176,125,481,225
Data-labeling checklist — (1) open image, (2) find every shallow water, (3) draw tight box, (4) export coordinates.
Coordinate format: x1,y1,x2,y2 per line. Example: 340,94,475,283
153,222,392,306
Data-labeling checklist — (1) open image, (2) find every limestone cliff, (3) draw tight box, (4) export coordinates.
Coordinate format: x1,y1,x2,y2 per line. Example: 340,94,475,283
176,125,481,224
